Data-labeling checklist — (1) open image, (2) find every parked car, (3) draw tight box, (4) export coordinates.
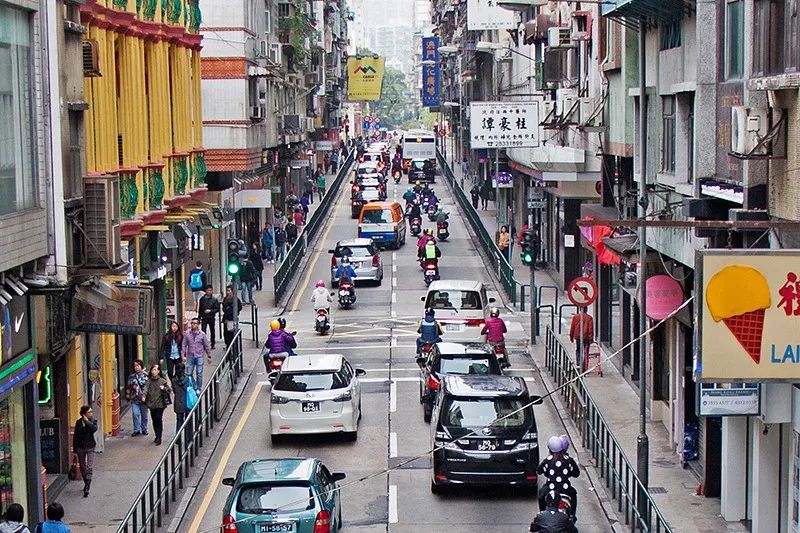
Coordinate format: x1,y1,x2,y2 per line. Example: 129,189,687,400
420,280,496,342
417,342,503,422
269,354,365,442
222,458,345,533
430,375,540,494
329,238,384,285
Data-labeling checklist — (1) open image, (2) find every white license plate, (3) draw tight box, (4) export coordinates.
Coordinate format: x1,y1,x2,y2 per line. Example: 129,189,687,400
339,290,349,296
477,440,498,451
425,269,437,275
445,324,462,332
259,524,293,532
302,401,320,413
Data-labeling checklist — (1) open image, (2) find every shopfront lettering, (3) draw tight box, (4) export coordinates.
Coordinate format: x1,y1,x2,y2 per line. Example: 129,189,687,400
770,344,800,363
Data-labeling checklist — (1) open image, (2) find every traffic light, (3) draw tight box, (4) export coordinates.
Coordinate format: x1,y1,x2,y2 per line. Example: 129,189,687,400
520,228,540,267
227,238,246,275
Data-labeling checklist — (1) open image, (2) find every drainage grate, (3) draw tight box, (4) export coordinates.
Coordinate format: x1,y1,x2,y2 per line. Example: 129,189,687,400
648,486,667,494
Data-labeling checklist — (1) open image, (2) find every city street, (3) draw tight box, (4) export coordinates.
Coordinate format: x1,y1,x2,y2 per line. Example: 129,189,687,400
177,169,612,532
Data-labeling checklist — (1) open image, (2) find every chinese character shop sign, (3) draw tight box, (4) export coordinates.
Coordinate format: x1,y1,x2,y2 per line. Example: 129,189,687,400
421,37,440,107
469,101,540,149
467,0,516,30
697,250,800,381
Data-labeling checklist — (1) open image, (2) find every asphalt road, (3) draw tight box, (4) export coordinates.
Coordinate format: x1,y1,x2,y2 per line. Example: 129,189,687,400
178,167,613,533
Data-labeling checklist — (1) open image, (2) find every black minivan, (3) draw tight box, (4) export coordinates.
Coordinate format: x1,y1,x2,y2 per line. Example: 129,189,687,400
430,375,539,494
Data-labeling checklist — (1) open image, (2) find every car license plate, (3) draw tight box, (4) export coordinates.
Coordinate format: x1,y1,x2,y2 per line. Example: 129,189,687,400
477,440,497,451
445,324,461,332
259,523,293,532
301,401,320,413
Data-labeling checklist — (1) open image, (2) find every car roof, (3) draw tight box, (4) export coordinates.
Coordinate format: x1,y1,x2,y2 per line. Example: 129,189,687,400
362,201,398,209
436,342,492,356
239,458,317,483
441,375,527,398
280,354,344,373
428,280,484,291
336,238,373,248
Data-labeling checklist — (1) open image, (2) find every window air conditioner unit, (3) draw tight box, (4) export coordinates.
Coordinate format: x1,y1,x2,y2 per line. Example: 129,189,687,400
579,96,601,126
83,175,121,268
730,106,768,155
305,72,320,86
541,100,555,123
269,43,283,65
571,11,592,41
258,39,269,58
556,88,578,120
306,117,316,131
251,106,265,120
548,27,574,49
282,114,301,130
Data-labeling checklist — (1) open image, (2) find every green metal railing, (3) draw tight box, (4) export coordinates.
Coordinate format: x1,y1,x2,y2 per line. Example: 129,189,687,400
544,327,673,533
437,152,516,305
273,151,354,303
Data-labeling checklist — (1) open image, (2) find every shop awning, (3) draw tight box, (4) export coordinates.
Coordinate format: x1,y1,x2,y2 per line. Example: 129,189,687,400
602,0,692,28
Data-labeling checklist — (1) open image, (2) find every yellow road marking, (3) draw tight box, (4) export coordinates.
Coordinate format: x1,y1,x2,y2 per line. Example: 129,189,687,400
186,381,265,533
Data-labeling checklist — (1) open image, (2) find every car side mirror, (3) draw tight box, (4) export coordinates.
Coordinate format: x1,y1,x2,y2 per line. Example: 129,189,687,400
415,356,426,368
489,297,496,303
420,296,426,302
355,368,366,376
331,472,347,482
222,477,235,486
290,331,297,336
328,249,335,253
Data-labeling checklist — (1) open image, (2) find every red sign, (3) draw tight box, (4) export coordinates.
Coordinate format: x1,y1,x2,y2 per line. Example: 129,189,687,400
567,276,597,307
644,275,684,320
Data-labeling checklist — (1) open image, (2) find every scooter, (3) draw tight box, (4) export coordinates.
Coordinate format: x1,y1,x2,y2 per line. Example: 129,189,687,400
489,340,510,368
422,260,440,286
314,308,331,334
338,281,356,309
419,342,434,356
437,221,449,241
410,217,422,236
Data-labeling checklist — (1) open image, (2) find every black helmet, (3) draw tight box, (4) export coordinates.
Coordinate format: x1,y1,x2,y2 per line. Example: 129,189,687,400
278,317,287,329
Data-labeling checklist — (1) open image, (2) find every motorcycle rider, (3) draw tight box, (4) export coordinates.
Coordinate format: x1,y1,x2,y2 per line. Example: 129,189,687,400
264,320,297,372
407,202,423,226
310,280,332,314
538,436,580,519
434,207,449,224
403,187,416,205
416,229,435,258
481,307,509,367
335,257,358,300
413,180,423,195
421,238,441,266
529,491,578,533
416,308,443,354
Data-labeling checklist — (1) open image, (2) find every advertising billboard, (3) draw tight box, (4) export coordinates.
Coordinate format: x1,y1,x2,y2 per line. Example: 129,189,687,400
466,0,516,30
346,56,385,101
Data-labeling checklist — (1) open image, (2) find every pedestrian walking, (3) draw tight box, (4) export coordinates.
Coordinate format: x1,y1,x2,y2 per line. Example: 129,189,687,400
187,261,207,311
304,174,315,204
160,320,183,380
470,184,480,209
316,171,326,201
72,405,97,497
197,286,219,349
460,157,469,178
480,180,491,210
171,362,188,432
1,503,30,533
125,360,148,436
498,225,511,262
569,307,594,371
262,223,275,263
300,193,310,220
145,364,171,446
274,225,287,263
181,318,212,389
222,286,242,347
239,256,255,304
286,220,298,246
330,150,339,172
273,208,287,228
35,503,70,533
249,243,264,290
323,153,331,173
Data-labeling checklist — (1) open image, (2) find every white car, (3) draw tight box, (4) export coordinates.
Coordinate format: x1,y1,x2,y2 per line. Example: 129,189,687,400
269,354,365,442
420,280,497,342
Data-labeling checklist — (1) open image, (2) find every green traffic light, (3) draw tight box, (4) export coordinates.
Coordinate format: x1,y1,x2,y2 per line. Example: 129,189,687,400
227,262,240,275
521,252,533,265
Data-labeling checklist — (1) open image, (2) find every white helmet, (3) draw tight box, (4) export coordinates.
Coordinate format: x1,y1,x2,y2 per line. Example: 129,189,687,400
547,436,564,453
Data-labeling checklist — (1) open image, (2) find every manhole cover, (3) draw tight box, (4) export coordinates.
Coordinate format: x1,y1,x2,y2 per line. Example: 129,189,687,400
649,486,667,494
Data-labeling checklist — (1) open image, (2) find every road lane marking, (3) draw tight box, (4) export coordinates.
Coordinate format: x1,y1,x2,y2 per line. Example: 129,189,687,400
186,381,265,533
391,336,398,347
389,432,398,458
390,381,397,412
391,292,397,303
391,310,397,318
392,277,397,287
389,485,398,523
392,264,397,273
392,252,397,261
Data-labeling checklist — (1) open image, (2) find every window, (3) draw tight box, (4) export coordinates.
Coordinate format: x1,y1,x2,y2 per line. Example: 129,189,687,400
660,19,681,50
786,0,800,71
687,99,695,183
753,0,785,75
661,96,676,173
442,398,528,429
264,4,272,34
725,0,744,78
0,5,37,215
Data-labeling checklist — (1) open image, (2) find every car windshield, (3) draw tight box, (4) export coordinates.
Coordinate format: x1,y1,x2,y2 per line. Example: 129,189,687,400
411,161,425,170
274,371,346,392
438,357,496,375
358,166,378,174
362,209,393,224
426,290,481,310
236,483,313,514
442,398,528,429
335,245,377,258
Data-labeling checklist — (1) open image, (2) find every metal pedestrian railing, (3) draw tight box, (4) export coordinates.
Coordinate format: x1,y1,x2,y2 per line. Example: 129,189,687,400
116,331,244,533
544,327,673,533
273,150,355,303
437,151,516,305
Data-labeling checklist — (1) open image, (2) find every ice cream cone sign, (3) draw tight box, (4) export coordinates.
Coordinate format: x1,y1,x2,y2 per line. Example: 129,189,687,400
705,265,771,364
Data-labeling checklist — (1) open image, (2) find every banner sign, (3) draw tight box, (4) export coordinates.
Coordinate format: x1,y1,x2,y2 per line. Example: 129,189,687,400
422,36,439,63
467,0,516,30
422,64,440,107
347,56,385,101
70,284,154,335
698,383,760,416
697,250,800,381
315,141,333,150
469,101,541,149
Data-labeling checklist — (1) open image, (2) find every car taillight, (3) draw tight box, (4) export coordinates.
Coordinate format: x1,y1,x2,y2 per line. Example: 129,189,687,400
464,319,485,328
372,255,380,267
270,393,289,404
313,510,331,533
423,262,436,269
333,390,352,402
427,374,440,391
222,514,238,532
352,201,359,206
269,359,284,369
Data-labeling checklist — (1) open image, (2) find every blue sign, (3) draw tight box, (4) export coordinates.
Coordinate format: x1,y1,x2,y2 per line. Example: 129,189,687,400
421,36,440,108
422,36,439,63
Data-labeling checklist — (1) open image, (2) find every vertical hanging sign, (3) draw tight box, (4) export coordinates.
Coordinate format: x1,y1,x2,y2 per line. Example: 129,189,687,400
421,36,440,107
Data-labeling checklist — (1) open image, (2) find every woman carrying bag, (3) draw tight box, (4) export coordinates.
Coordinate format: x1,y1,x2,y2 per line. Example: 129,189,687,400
73,405,97,497
145,364,171,446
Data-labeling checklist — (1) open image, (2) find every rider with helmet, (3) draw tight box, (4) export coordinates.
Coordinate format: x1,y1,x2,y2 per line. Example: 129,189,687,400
529,491,579,533
403,187,416,205
264,319,297,371
422,238,441,266
416,308,443,354
538,435,580,519
481,307,508,365
335,257,358,300
413,180,423,194
310,280,332,312
417,229,435,258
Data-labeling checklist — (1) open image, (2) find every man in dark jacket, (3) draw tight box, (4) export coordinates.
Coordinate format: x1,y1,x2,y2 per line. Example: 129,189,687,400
274,225,287,263
529,491,578,533
222,286,242,347
73,405,98,497
286,221,298,247
249,243,264,290
198,285,220,348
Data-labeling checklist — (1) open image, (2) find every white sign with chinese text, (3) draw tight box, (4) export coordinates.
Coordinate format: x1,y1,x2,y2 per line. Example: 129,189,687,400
469,101,541,149
467,0,516,30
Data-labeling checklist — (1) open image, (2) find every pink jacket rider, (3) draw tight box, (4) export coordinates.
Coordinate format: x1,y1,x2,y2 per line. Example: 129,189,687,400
482,316,507,343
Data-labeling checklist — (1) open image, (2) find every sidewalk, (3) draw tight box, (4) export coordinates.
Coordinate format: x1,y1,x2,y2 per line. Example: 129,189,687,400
55,169,341,531
444,155,744,532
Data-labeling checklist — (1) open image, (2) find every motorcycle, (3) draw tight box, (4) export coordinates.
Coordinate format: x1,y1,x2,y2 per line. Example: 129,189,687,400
338,281,356,309
314,308,331,334
410,217,422,236
536,489,576,523
437,221,449,241
420,342,434,356
489,340,509,367
422,260,440,286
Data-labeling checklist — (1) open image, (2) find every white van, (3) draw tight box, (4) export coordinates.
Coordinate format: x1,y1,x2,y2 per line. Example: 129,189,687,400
420,280,496,342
